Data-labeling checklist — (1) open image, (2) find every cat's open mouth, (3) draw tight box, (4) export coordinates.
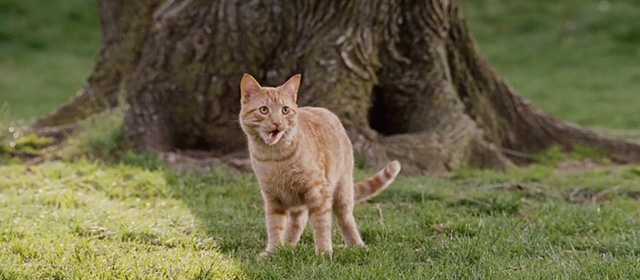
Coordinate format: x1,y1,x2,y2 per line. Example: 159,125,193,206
268,130,281,139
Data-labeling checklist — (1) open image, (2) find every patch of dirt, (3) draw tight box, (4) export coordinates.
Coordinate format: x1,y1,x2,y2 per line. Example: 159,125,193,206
164,150,252,175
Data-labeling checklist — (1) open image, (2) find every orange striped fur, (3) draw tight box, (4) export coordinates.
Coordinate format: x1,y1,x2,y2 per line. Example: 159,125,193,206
239,74,401,257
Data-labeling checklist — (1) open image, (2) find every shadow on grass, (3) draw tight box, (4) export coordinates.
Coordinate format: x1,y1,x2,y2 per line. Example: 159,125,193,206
157,163,267,258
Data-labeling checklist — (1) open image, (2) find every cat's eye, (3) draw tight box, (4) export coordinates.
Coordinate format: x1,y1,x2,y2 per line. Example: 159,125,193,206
281,106,290,115
258,106,269,114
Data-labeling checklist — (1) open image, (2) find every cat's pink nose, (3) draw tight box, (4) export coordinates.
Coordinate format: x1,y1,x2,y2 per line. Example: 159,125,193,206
273,122,281,128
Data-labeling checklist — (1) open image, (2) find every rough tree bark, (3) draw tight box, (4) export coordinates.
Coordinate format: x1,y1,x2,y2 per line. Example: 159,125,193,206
32,0,640,175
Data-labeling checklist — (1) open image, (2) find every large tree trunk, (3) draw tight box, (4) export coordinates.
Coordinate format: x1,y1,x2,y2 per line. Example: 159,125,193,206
33,0,640,175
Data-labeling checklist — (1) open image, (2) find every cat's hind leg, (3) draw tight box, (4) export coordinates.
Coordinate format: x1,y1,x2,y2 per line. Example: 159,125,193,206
333,174,365,246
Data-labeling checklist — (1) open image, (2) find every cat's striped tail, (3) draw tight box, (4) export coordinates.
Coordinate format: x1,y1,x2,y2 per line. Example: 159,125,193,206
354,160,401,202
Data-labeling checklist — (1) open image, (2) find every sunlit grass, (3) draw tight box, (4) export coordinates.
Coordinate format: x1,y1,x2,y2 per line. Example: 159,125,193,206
0,162,245,279
1,160,639,278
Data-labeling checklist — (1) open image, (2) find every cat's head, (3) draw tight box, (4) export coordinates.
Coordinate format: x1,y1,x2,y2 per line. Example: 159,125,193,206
239,74,301,146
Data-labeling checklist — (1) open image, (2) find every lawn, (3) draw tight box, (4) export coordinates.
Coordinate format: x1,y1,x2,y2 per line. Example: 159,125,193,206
1,0,640,279
2,159,640,279
0,0,100,123
465,0,640,130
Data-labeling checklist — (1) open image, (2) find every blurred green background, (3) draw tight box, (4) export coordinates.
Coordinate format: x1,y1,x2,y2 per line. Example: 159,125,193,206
1,0,639,129
0,0,99,123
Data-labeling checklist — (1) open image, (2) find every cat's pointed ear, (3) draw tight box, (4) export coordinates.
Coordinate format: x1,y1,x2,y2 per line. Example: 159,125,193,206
240,74,262,104
279,74,301,102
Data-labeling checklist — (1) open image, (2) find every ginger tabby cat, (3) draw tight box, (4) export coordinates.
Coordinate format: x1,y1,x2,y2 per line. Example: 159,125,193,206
239,74,401,257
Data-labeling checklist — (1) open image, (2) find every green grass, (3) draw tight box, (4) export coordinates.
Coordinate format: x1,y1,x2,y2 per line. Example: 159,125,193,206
2,161,640,279
2,1,640,278
465,0,640,130
58,108,126,160
0,162,243,279
0,0,100,122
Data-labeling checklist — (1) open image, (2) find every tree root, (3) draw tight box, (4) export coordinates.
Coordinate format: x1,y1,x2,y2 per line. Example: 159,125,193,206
31,84,119,128
26,123,79,144
164,150,252,176
446,3,640,167
500,85,640,164
568,186,640,204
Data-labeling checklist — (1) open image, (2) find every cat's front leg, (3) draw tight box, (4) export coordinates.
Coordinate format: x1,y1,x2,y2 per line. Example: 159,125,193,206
261,196,287,258
306,184,333,256
284,208,308,245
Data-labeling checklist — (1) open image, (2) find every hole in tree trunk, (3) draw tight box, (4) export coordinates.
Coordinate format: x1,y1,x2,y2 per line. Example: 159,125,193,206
369,85,409,136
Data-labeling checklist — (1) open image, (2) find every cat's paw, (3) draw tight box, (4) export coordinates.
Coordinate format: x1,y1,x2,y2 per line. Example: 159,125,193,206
314,249,333,258
354,243,368,249
259,251,273,259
